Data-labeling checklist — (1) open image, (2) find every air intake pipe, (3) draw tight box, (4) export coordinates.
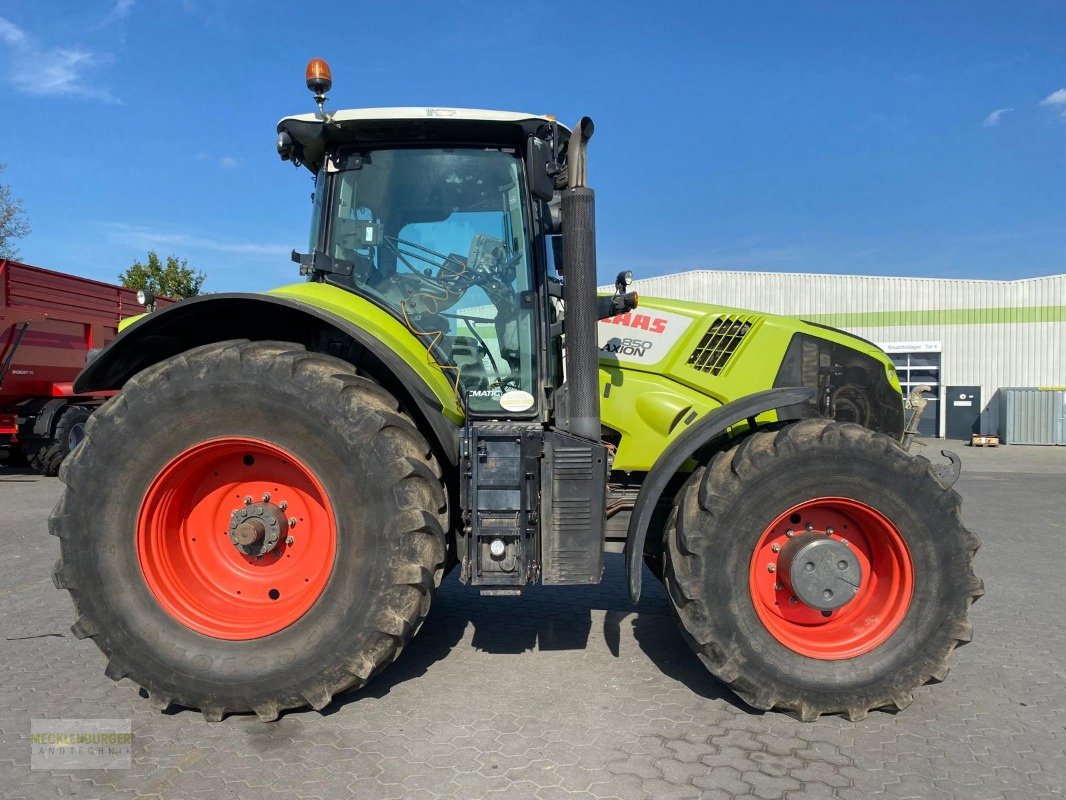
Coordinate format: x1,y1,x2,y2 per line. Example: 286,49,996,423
560,116,600,442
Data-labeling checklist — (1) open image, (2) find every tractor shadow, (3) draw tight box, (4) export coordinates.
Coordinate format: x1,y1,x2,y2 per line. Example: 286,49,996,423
332,554,747,713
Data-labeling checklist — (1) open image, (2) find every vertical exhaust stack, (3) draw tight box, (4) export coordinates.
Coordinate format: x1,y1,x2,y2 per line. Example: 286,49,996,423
542,117,607,585
560,117,600,442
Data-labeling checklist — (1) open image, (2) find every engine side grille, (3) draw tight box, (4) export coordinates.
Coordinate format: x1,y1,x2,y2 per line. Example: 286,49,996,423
687,314,759,375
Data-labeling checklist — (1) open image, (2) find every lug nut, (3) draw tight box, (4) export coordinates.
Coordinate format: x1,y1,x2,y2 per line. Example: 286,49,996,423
767,563,776,573
785,530,794,538
288,518,297,528
244,496,253,505
771,543,780,553
789,596,798,605
278,501,287,511
774,583,783,591
825,526,834,535
262,492,270,502
805,522,814,531
285,535,294,545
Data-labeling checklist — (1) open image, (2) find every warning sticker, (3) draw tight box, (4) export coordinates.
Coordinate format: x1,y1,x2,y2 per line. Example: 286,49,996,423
597,309,696,367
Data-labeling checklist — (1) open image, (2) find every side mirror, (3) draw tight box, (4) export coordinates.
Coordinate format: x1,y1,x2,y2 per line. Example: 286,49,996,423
526,136,555,202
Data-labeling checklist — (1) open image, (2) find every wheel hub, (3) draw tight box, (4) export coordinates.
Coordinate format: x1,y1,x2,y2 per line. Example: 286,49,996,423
137,437,336,640
749,497,914,660
228,500,288,556
778,533,862,611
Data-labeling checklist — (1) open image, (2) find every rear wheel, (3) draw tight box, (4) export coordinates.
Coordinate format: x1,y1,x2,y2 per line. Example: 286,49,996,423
664,419,982,721
28,404,90,476
50,341,448,721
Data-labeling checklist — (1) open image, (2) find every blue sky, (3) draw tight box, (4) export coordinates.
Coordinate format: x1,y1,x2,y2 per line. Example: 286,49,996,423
0,1,1064,292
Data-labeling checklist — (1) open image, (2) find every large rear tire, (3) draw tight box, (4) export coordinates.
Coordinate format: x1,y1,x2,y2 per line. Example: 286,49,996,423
50,341,448,721
664,419,982,721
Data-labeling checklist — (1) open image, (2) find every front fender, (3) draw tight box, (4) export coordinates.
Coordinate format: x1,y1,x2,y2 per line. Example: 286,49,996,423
626,386,816,601
75,291,463,464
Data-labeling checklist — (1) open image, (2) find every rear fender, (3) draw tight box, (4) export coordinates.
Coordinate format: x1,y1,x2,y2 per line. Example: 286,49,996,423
15,397,69,439
626,386,816,601
74,293,462,465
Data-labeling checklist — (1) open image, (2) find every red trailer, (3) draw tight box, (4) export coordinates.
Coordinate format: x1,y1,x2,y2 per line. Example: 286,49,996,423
0,259,171,473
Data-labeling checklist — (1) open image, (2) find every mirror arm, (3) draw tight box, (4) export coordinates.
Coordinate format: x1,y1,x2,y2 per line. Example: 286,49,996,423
291,249,355,278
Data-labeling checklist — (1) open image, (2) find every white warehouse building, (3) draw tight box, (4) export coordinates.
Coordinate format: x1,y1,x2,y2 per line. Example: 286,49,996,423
629,270,1066,439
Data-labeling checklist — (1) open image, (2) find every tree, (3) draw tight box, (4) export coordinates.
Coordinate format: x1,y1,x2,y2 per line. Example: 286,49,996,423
0,164,31,260
118,251,206,299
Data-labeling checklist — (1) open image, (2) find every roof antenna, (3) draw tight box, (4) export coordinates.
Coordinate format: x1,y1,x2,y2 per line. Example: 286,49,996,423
305,58,334,123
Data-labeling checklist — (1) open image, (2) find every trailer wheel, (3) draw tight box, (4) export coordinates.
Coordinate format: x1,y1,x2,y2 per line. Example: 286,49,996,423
28,404,91,476
663,419,983,721
50,341,448,721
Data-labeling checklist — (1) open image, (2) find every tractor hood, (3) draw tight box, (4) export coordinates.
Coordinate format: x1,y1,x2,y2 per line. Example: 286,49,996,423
597,295,894,377
596,295,904,471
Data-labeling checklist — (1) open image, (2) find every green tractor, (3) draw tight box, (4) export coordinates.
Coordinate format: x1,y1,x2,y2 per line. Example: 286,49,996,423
51,60,981,723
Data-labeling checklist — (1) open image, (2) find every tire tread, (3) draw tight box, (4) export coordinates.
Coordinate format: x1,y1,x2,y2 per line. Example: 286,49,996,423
51,341,449,721
664,419,982,721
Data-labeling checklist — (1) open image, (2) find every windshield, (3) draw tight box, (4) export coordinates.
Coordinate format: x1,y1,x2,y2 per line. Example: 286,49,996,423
319,147,536,415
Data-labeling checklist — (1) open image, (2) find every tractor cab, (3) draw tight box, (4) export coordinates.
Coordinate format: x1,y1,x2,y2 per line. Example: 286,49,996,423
278,62,615,590
277,108,564,416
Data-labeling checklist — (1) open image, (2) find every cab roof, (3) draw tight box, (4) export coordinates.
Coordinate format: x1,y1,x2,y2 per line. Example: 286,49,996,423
277,106,569,173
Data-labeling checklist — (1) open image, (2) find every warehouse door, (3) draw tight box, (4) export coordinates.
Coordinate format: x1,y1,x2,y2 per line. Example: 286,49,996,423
946,386,981,440
882,344,942,438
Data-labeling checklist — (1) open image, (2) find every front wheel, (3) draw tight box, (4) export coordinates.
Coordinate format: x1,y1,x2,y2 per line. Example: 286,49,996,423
51,341,448,721
664,419,983,721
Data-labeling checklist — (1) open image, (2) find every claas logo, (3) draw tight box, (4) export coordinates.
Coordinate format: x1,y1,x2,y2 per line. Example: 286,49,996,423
602,312,668,334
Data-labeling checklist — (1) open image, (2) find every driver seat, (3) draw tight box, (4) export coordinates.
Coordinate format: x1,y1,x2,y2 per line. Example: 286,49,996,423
451,336,490,391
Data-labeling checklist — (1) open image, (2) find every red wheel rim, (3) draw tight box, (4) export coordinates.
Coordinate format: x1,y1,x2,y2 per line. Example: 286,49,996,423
137,437,337,640
748,497,913,659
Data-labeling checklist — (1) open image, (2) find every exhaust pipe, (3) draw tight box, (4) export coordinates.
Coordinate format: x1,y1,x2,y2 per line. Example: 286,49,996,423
560,117,599,442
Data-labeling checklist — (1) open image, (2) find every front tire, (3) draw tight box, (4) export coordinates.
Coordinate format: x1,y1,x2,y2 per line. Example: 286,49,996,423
664,419,982,721
50,341,448,721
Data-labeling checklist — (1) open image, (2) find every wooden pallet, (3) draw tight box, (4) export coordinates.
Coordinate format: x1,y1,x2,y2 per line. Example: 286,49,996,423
971,434,999,447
